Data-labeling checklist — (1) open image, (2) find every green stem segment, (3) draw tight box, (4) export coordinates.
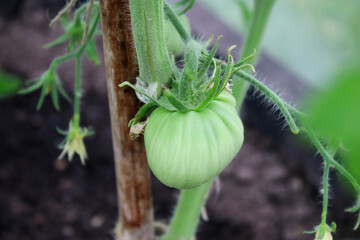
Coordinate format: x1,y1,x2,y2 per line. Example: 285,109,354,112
74,55,81,128
129,0,173,95
321,162,330,225
162,181,213,240
232,0,276,111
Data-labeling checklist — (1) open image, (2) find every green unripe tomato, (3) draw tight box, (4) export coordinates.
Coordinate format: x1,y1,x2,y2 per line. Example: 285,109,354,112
145,91,244,189
164,15,191,57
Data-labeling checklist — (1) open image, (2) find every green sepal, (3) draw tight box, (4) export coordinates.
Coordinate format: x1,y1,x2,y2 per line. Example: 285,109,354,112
36,83,48,111
196,35,222,83
330,222,337,232
18,68,71,111
67,35,78,52
17,78,42,94
235,48,256,67
194,60,221,111
56,126,69,136
215,46,236,97
44,31,73,49
164,88,190,112
50,78,60,111
303,229,317,234
179,40,200,99
55,77,72,103
198,59,217,90
119,81,171,110
303,223,336,238
128,101,158,127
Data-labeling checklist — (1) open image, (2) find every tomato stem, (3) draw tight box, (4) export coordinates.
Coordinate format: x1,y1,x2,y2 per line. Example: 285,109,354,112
161,180,213,240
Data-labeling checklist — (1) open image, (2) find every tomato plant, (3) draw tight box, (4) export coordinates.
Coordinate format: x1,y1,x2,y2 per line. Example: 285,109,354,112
15,0,360,239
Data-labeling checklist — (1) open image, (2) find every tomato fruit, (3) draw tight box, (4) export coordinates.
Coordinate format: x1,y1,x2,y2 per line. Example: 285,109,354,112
120,37,246,189
145,90,244,189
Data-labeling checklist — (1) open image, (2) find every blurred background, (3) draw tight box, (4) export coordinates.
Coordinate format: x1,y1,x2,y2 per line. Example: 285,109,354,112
0,0,359,239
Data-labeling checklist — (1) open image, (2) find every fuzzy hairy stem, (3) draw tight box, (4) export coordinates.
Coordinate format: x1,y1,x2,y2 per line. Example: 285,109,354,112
234,69,299,134
129,0,173,96
232,0,276,111
99,0,154,239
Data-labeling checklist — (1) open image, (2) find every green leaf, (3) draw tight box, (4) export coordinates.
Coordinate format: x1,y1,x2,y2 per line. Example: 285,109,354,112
44,31,72,49
307,66,360,187
36,85,48,111
50,81,60,111
0,69,22,98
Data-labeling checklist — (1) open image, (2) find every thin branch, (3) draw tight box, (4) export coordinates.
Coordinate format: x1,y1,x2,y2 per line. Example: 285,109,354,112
50,0,79,27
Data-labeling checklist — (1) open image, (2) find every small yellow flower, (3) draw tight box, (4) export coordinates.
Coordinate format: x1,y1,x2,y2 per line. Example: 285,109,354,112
58,121,93,165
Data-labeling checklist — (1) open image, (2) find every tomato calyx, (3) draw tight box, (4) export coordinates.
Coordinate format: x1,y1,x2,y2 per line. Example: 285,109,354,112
120,36,255,128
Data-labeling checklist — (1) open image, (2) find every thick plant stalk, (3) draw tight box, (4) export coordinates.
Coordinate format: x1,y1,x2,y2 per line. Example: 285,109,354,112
162,181,213,240
99,0,153,239
129,0,173,95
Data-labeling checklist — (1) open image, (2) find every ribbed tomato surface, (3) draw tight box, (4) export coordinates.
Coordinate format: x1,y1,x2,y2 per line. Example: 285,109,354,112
145,91,244,189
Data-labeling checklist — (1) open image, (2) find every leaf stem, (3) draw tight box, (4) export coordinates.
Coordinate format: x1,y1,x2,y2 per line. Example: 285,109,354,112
234,69,299,134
